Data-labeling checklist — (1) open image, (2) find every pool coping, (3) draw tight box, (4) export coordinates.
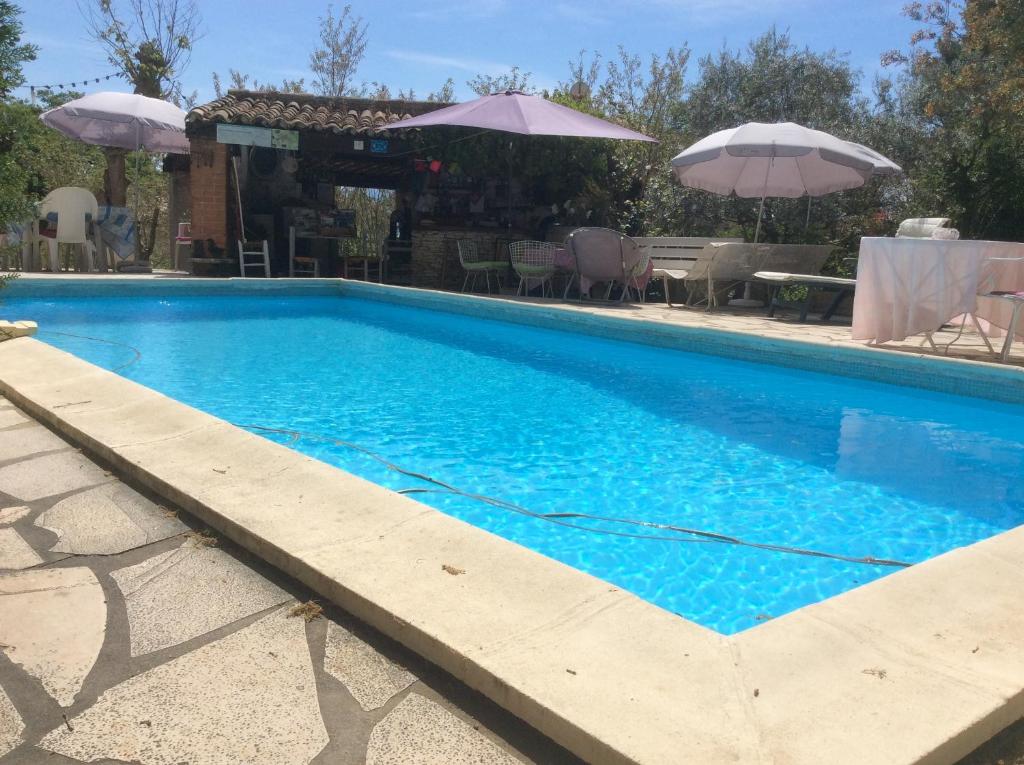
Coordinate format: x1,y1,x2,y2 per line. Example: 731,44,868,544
3,279,1024,764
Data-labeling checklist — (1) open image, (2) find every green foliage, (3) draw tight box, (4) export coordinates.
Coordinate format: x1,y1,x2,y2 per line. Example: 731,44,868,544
467,66,534,96
882,0,1024,240
127,152,169,264
0,99,106,231
0,1,35,99
309,4,367,97
212,69,305,98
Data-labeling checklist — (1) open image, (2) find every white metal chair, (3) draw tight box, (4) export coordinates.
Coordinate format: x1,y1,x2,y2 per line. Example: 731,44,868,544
38,187,99,272
344,227,387,282
237,240,271,277
509,240,558,297
976,257,1024,362
457,240,506,294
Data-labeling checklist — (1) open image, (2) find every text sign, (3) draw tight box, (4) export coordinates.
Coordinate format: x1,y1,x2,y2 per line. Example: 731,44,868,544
216,124,299,150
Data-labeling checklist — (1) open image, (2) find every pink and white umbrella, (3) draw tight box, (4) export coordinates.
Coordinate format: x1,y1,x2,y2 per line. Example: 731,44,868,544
671,121,898,305
40,91,189,154
388,89,656,142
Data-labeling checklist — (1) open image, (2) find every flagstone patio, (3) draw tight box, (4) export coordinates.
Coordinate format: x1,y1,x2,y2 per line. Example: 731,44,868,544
0,395,579,765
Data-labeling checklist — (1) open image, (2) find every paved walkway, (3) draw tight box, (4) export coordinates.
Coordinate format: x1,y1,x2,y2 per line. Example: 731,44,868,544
502,296,1024,369
0,396,579,765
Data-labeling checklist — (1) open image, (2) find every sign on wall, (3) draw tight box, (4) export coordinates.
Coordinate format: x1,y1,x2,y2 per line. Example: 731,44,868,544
216,124,299,150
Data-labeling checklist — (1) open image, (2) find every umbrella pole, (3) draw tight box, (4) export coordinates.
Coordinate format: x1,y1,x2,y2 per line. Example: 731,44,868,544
753,194,766,244
805,196,812,230
507,139,513,234
729,190,766,307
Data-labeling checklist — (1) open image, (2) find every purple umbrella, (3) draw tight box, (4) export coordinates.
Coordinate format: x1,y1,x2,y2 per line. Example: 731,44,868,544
389,90,656,231
40,91,189,154
388,89,657,142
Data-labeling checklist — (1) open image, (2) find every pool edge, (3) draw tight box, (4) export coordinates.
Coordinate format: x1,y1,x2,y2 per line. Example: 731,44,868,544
6,275,1022,404
2,336,1023,765
336,280,1024,406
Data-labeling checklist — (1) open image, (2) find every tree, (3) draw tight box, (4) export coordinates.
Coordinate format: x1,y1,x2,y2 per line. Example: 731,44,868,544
309,4,367,97
79,0,201,210
80,0,202,99
0,2,45,232
212,69,305,98
467,66,534,96
883,0,1024,240
677,29,884,245
0,1,34,100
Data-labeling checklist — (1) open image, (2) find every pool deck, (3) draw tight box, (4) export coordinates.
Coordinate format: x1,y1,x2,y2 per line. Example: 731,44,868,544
0,393,578,764
1,276,1024,764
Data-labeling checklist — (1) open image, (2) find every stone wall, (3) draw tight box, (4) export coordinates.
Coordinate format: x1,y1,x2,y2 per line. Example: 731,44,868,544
411,229,514,291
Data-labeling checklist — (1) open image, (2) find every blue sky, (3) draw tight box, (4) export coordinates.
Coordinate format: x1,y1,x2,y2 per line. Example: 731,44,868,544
20,0,918,105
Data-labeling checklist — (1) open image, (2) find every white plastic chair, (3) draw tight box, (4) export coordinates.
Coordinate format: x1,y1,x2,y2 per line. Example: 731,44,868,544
237,240,271,277
38,187,99,272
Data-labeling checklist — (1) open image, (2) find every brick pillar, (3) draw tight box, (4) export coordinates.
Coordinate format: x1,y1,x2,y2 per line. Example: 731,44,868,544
189,137,229,250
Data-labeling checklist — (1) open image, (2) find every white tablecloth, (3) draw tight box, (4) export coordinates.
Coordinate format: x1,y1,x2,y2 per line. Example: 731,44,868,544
852,237,1024,343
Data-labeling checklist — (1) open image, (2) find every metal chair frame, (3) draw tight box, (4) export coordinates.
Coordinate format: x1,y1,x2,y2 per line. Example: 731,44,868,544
508,240,558,298
457,239,506,294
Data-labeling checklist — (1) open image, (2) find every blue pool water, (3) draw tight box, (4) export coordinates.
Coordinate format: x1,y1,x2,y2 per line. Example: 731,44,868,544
7,292,1024,634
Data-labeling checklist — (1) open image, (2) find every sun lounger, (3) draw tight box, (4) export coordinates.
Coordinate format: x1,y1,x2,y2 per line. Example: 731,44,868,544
754,271,856,321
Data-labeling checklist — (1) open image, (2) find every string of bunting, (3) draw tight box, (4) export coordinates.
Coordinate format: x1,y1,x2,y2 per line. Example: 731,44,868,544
26,72,122,92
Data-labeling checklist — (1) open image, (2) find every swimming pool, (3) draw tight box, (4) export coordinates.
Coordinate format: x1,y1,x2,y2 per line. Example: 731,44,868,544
7,287,1024,634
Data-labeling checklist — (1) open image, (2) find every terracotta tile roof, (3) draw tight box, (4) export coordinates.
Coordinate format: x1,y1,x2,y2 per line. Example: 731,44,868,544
186,90,449,136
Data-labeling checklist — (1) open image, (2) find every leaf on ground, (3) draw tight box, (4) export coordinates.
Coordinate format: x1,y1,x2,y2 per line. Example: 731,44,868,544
288,600,323,622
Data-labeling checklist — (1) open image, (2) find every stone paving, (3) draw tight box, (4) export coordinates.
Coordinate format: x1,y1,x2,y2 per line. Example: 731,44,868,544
0,396,580,765
505,295,1024,368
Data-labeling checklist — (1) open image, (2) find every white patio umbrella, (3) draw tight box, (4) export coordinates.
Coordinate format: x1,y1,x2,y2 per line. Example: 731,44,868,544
40,91,189,154
671,122,878,242
671,122,892,305
844,140,902,177
40,91,189,268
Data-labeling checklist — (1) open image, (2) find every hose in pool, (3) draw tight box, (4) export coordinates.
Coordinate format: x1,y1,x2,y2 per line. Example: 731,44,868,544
36,330,142,372
25,329,912,569
239,423,912,569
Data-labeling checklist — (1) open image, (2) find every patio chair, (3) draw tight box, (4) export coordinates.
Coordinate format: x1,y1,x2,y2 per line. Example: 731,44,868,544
344,228,387,282
563,227,628,301
38,187,99,272
621,235,650,302
509,240,558,297
238,240,271,277
976,257,1024,362
635,236,743,305
457,239,506,294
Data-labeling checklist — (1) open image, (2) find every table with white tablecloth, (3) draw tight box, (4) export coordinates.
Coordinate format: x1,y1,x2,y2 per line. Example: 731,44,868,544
851,237,1024,344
